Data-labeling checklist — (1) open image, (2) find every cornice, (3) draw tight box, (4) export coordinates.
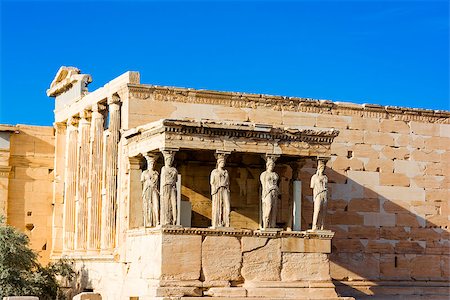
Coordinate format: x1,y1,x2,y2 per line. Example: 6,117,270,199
128,84,450,124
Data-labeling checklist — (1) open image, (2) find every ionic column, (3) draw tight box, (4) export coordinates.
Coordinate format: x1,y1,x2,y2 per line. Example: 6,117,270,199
63,117,78,251
101,95,121,251
87,103,105,252
75,111,91,251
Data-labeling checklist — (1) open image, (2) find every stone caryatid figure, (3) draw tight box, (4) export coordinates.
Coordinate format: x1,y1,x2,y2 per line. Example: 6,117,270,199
260,154,280,229
310,159,328,231
141,154,160,227
160,149,178,226
210,152,231,228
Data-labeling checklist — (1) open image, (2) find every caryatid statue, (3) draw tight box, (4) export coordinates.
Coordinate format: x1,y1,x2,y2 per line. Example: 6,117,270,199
310,159,328,231
260,155,280,229
210,152,231,228
160,150,178,226
141,154,159,227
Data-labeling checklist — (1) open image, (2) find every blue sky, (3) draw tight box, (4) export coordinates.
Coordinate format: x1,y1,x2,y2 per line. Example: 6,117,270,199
0,0,448,126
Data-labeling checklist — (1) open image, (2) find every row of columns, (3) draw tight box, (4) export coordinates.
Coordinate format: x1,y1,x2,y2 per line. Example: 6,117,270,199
62,95,120,253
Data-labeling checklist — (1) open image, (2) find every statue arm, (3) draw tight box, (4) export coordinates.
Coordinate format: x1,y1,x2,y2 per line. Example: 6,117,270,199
310,174,316,189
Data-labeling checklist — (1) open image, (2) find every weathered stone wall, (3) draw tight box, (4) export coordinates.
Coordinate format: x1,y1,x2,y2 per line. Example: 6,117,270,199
5,125,55,264
126,87,449,289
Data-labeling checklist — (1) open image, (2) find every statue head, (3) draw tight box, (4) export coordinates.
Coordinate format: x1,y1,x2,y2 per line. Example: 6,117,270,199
264,154,278,172
144,155,156,170
163,151,174,167
317,160,326,174
215,153,227,170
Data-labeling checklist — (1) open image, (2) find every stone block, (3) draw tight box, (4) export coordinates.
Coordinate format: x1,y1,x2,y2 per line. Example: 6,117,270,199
281,237,331,253
281,111,316,127
331,157,364,171
352,144,379,159
281,253,330,281
347,226,379,239
396,212,421,227
379,254,412,280
364,132,395,146
3,298,39,300
330,252,380,280
379,173,410,187
380,119,410,134
424,162,445,176
380,146,410,160
332,239,364,252
348,198,380,212
374,186,425,202
202,236,242,281
241,236,268,252
161,234,201,280
364,158,394,173
411,255,442,280
330,211,364,225
440,124,450,137
247,108,282,125
366,240,395,253
348,117,380,131
316,115,350,129
380,227,410,240
334,129,364,144
410,121,440,136
393,160,426,178
424,136,450,151
72,293,102,300
155,286,202,297
204,287,247,297
411,149,441,162
411,175,445,189
395,241,425,254
241,238,281,281
363,213,395,227
425,189,449,202
347,170,380,186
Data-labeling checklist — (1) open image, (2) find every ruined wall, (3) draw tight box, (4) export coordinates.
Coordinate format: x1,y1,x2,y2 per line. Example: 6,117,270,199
126,87,449,288
6,125,55,264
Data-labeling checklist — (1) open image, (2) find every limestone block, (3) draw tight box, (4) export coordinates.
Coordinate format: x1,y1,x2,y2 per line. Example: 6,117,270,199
411,255,442,280
363,212,395,227
373,186,425,202
330,252,380,281
316,115,350,129
334,129,364,144
364,158,393,173
380,146,410,160
440,124,450,138
155,286,202,297
330,211,364,225
380,227,410,240
424,136,450,151
281,253,330,281
352,144,379,159
394,134,410,147
72,292,102,300
364,132,395,146
365,240,394,254
332,239,364,252
330,183,363,201
395,241,425,254
379,254,412,280
161,234,201,280
347,226,380,239
411,175,445,189
425,189,448,201
214,106,248,122
331,157,364,171
410,121,440,136
379,173,410,187
424,162,445,176
202,236,242,282
411,149,441,162
348,117,380,131
396,212,421,227
347,170,380,186
241,238,281,281
204,287,247,297
281,237,331,253
281,111,316,127
241,236,268,252
2,297,39,300
410,228,441,241
380,119,410,134
246,108,282,125
347,198,380,212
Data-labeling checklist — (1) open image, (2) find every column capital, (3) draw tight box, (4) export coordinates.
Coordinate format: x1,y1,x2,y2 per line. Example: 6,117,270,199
79,110,92,122
92,102,106,113
67,116,79,128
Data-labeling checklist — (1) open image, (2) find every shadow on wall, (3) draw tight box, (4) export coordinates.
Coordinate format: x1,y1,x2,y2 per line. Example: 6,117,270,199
319,167,449,298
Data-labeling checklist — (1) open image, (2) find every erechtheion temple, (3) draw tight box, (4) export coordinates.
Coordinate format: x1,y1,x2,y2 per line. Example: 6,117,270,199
0,67,448,299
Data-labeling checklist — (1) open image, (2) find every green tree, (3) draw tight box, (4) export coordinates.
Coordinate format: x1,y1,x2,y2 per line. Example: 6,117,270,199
0,216,75,299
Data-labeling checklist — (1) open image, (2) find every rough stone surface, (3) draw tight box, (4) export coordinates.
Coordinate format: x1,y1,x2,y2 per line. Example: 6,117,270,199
242,238,281,281
281,253,330,281
202,236,242,281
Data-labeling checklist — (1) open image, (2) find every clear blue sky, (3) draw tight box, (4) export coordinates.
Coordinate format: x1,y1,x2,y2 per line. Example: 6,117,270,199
1,0,448,126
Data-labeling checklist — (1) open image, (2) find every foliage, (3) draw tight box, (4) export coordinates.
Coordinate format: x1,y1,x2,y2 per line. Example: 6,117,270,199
0,216,75,299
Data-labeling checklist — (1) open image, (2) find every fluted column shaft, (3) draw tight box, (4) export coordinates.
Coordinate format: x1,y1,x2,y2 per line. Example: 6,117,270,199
101,96,121,251
63,118,78,251
87,104,105,251
75,112,90,251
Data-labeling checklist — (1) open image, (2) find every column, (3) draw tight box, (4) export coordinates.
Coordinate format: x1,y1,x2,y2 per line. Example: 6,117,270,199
63,117,78,251
74,111,91,251
87,103,105,251
52,122,66,255
101,95,121,251
289,160,306,231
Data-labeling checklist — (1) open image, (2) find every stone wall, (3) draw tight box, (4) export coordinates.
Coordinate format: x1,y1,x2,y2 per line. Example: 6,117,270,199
3,125,55,264
125,86,449,294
